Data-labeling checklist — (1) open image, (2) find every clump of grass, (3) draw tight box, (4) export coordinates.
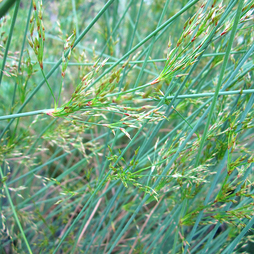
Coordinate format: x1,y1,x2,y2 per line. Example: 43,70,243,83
0,0,254,253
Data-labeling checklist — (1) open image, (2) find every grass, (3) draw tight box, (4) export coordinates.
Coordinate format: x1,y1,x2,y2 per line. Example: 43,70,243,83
0,0,254,253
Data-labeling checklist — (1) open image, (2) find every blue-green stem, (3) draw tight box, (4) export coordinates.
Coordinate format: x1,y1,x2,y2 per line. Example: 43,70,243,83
0,0,20,85
11,1,33,108
32,51,247,66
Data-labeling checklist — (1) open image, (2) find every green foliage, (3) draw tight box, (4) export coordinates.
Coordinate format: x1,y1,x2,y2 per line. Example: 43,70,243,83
0,0,254,253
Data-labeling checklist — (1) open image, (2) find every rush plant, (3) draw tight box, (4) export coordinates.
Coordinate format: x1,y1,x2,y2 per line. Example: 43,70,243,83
0,0,254,253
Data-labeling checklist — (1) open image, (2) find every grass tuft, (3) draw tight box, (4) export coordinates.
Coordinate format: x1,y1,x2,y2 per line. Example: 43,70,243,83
0,0,254,253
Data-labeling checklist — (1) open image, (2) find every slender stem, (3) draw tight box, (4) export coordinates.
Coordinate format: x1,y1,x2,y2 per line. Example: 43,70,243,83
0,0,20,86
30,50,248,66
0,109,52,120
0,0,17,18
40,68,57,109
11,1,33,108
149,89,254,101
